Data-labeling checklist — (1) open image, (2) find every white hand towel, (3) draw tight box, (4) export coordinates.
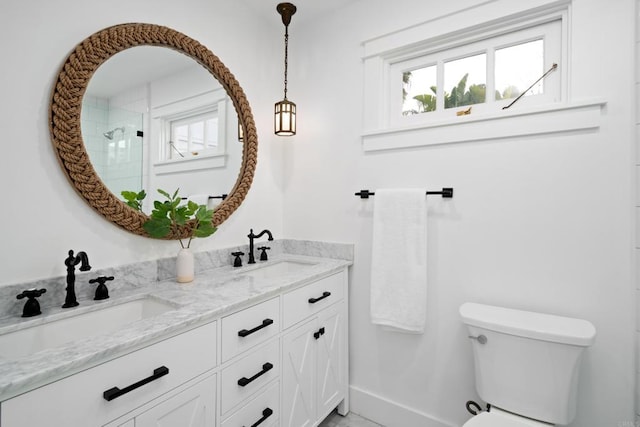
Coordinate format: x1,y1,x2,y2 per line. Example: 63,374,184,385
188,194,210,207
370,189,427,333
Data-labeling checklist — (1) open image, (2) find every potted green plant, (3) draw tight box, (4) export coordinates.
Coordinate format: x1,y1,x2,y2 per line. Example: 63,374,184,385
122,189,217,283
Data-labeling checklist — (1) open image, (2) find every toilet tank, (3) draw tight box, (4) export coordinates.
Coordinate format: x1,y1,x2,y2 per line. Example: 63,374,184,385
460,303,596,425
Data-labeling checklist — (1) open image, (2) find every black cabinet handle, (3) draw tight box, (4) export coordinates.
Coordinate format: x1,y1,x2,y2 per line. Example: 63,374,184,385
238,318,274,337
314,327,326,340
244,407,274,427
237,362,273,387
308,291,331,304
103,366,169,401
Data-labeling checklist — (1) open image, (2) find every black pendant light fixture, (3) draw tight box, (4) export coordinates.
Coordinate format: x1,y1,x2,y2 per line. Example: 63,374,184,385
274,2,297,136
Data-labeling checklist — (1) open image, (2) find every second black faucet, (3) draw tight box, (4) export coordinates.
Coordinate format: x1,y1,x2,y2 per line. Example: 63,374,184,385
62,249,91,308
247,229,274,264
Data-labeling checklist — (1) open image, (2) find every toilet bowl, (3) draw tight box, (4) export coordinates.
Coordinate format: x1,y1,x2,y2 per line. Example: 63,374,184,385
462,407,550,427
459,302,596,426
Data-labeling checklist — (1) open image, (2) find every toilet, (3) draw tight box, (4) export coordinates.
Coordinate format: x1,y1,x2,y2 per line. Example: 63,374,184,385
459,302,596,426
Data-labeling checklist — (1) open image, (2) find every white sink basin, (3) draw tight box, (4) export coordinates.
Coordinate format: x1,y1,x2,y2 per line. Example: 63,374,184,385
242,260,315,280
0,297,177,360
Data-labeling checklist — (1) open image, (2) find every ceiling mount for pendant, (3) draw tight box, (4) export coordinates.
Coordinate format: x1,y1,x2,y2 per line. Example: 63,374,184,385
277,2,297,25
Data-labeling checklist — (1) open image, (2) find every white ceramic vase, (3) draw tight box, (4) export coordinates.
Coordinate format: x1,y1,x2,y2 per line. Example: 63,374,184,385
176,248,194,283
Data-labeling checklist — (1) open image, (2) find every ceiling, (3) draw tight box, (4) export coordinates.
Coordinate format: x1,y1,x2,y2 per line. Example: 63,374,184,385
238,0,361,26
86,1,363,97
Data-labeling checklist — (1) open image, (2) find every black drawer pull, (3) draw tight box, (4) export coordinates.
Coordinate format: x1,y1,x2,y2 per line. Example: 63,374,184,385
238,318,274,337
313,327,325,340
237,362,273,387
244,407,274,427
103,366,169,401
308,291,331,304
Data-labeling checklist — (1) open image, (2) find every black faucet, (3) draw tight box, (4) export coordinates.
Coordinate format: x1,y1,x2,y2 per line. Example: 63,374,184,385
16,289,47,317
89,276,114,300
247,229,274,264
62,250,91,308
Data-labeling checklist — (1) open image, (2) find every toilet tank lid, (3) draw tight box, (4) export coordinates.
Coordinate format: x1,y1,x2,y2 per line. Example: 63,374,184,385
459,302,596,346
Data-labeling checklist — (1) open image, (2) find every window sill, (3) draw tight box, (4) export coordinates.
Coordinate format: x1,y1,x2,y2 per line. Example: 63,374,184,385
361,99,606,152
153,153,226,175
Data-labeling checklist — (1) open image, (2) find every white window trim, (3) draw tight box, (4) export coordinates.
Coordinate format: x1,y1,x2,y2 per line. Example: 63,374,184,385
361,0,605,152
363,99,604,151
153,152,227,176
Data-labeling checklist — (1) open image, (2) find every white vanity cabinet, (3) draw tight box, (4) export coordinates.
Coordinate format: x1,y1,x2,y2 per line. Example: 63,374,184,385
0,321,217,427
219,269,349,427
281,272,348,427
0,263,350,427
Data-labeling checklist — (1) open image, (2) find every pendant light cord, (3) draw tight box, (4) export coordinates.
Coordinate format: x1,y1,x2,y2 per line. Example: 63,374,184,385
283,24,289,100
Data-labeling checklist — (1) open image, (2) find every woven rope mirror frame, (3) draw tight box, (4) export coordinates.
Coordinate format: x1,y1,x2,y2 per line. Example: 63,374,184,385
49,23,257,239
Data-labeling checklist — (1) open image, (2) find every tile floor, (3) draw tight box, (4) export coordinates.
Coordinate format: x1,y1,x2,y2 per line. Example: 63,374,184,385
319,410,383,427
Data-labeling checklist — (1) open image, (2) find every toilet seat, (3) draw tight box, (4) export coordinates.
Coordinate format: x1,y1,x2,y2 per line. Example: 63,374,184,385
462,408,552,427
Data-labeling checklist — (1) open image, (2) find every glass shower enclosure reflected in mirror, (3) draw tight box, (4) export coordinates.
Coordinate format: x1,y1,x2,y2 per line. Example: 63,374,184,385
81,99,144,198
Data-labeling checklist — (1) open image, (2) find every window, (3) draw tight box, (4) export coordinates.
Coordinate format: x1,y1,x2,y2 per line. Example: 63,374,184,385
151,86,230,173
361,1,605,151
393,19,561,125
169,110,219,159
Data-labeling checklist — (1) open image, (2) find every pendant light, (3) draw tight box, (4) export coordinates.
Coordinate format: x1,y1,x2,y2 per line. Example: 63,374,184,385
274,2,297,136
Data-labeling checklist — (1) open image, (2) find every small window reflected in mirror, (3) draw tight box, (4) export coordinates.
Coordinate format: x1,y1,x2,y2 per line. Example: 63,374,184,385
169,110,219,159
402,65,437,116
444,53,487,109
495,39,544,100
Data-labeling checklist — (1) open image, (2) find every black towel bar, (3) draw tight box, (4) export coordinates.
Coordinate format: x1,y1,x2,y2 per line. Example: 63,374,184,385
355,188,453,199
181,194,228,201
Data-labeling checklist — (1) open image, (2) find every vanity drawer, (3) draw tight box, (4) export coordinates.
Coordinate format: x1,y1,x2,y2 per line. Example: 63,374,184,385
221,297,280,362
221,381,279,427
1,321,217,427
283,271,345,329
221,339,280,414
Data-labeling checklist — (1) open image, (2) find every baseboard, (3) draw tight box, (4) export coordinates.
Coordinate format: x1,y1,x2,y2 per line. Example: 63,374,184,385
349,385,459,427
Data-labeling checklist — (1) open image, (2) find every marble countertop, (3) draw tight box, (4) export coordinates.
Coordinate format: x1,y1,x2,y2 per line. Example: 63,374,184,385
0,252,351,402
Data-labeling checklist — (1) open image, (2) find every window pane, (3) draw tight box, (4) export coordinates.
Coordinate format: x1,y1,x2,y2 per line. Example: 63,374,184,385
205,118,218,149
167,109,219,160
402,65,437,115
495,39,544,100
444,53,486,108
190,121,204,152
174,124,189,153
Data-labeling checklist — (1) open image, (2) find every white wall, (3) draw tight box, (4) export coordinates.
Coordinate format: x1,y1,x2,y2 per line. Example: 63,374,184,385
0,0,285,285
634,0,640,421
283,0,636,426
1,0,636,426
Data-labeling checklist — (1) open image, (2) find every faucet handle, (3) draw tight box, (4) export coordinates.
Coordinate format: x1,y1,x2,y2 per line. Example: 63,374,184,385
16,288,47,317
89,276,114,301
257,246,271,261
231,251,245,267
17,288,46,299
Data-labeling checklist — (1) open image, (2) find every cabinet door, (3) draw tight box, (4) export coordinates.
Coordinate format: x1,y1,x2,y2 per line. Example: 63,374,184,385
316,302,344,418
282,319,317,427
135,373,216,427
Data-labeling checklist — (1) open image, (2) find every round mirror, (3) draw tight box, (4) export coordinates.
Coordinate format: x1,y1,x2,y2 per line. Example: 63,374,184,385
50,23,257,239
